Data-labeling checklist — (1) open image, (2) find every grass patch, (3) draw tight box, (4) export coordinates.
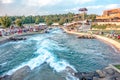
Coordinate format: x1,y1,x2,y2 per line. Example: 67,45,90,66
92,25,107,29
114,65,120,70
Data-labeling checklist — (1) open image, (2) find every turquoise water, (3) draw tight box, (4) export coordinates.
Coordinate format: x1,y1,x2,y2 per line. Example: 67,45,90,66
0,28,120,80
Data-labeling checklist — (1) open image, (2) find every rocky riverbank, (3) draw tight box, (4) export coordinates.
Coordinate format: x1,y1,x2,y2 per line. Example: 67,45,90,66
1,65,120,80
0,31,43,45
0,66,31,80
77,35,95,39
74,66,120,80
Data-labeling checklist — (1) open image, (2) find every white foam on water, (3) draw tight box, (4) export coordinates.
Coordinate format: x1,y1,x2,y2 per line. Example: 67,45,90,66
6,47,72,75
0,62,7,67
35,47,75,73
51,30,62,34
4,30,77,80
66,74,79,80
13,44,22,49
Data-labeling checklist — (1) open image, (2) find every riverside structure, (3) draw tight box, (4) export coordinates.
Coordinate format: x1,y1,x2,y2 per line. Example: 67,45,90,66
95,8,120,25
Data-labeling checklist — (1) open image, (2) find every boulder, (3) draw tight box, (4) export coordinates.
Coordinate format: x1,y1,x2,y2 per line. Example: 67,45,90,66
11,66,31,80
93,77,99,80
74,72,95,80
96,70,106,78
81,77,87,80
74,72,83,79
65,66,76,75
0,75,11,80
111,76,120,80
105,68,115,75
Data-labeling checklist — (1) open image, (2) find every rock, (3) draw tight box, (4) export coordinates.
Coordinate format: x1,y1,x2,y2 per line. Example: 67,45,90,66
82,72,95,80
65,66,76,75
77,35,95,39
11,66,31,80
111,76,120,80
74,72,83,79
74,72,95,80
96,70,106,78
77,36,82,38
93,77,99,80
81,77,87,80
105,68,115,75
0,75,11,80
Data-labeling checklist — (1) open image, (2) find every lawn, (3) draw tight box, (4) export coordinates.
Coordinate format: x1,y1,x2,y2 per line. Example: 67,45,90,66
114,65,120,70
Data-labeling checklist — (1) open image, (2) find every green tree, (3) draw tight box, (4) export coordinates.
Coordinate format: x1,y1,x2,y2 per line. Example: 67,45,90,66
87,14,97,22
39,17,45,22
46,20,53,26
21,16,26,24
10,16,16,21
15,19,23,27
91,15,96,22
45,16,53,26
35,17,40,24
67,12,74,22
59,17,65,25
0,16,11,28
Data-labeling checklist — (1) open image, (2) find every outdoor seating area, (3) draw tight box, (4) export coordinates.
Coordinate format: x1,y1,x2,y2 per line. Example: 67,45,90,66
0,25,47,37
106,33,120,40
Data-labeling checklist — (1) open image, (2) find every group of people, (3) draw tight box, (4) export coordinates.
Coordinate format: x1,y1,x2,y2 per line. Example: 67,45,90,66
0,25,47,37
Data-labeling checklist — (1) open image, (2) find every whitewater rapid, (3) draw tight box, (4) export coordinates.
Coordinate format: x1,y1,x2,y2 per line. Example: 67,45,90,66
1,28,120,80
3,28,77,80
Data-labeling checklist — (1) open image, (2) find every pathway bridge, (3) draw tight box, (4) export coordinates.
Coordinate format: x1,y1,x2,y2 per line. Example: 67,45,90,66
65,20,92,32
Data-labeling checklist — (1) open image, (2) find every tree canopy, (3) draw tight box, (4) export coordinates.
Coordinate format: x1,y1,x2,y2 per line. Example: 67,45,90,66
59,17,65,25
35,17,41,24
0,12,98,28
15,19,23,27
0,16,11,28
